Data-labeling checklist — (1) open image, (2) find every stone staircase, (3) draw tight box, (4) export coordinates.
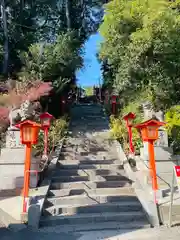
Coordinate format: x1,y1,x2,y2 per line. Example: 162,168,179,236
40,104,150,232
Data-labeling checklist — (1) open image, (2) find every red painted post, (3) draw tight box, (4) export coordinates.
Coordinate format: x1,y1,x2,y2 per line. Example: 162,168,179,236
44,127,48,156
148,140,158,191
123,112,136,155
111,95,117,115
23,143,31,213
128,125,135,154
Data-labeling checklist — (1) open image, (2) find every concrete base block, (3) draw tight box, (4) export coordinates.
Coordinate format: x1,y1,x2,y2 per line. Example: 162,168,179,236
143,160,178,174
0,165,39,190
140,146,173,161
0,147,25,163
0,147,41,191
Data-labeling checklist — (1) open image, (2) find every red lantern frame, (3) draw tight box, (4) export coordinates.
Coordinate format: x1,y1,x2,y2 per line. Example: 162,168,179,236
134,119,165,142
40,112,53,129
15,120,41,145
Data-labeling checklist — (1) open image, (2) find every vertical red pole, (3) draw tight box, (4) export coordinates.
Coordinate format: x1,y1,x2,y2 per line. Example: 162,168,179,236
112,103,116,115
44,127,48,156
23,143,31,213
148,140,158,191
128,126,135,154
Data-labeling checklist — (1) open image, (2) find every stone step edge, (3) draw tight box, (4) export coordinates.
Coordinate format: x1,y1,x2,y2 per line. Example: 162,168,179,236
46,191,136,201
53,169,124,173
39,220,150,232
51,180,132,188
44,201,142,211
48,186,134,195
41,210,145,222
52,175,129,181
56,163,123,167
52,174,128,181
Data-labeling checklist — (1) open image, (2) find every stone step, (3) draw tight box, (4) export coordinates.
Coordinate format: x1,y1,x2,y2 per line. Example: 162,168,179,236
59,154,116,161
39,220,149,232
44,193,137,207
48,186,135,198
61,149,111,155
52,169,125,177
59,156,117,162
60,151,116,158
57,162,123,170
43,201,142,217
57,159,121,166
71,119,108,124
69,126,109,131
51,180,131,190
51,174,129,183
71,122,109,127
40,211,146,227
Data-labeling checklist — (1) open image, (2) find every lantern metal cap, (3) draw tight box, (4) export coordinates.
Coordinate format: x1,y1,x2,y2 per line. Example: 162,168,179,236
40,112,53,120
134,118,165,129
123,112,136,121
15,120,41,129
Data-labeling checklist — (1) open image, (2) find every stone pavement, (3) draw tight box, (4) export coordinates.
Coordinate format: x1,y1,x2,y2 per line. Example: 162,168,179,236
1,225,180,240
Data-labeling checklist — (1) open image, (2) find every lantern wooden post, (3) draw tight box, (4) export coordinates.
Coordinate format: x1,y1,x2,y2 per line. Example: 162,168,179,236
148,139,158,190
40,112,53,158
123,112,136,154
15,120,41,213
23,142,31,212
134,119,165,195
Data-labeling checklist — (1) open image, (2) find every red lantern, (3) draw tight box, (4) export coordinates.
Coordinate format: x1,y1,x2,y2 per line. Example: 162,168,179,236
40,112,53,158
15,120,41,213
123,112,136,127
16,120,41,145
111,95,118,114
111,95,117,104
134,119,165,195
135,119,165,142
40,112,53,129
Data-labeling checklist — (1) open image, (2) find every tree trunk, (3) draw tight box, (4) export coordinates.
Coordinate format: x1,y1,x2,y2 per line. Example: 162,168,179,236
65,0,71,30
1,0,9,75
79,0,85,37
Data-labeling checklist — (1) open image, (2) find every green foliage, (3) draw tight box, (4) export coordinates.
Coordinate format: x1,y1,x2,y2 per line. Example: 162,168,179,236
84,86,93,96
165,105,180,154
18,31,83,92
99,0,180,109
0,0,106,75
33,116,68,156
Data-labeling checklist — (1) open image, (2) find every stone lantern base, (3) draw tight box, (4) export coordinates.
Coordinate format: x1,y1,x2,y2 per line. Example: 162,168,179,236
0,128,40,196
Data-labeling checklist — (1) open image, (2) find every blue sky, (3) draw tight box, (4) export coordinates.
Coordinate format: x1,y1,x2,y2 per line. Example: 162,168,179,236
76,33,103,87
